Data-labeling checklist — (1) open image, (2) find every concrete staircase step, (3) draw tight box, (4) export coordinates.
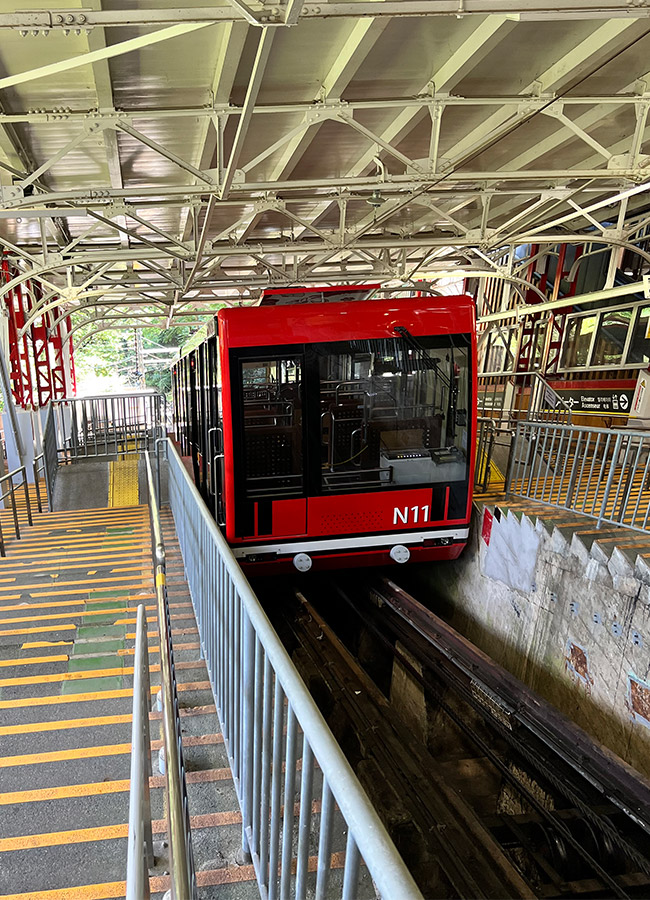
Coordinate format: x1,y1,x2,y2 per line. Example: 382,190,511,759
0,497,245,898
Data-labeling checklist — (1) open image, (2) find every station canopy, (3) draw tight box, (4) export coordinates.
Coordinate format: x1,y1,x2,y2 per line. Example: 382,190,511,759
0,0,649,339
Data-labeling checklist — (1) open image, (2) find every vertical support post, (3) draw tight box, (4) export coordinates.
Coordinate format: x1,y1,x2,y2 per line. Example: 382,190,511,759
598,433,622,529
23,471,32,526
505,423,520,493
240,610,255,859
0,340,25,467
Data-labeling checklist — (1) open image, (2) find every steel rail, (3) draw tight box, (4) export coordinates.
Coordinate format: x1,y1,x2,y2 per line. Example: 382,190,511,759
316,576,646,896
0,1,645,29
369,577,650,879
145,451,195,900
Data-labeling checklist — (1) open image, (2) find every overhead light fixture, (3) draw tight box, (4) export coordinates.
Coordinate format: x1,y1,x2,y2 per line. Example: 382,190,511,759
367,189,386,208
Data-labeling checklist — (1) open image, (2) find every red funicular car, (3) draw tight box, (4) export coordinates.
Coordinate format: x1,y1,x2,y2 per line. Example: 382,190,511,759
172,285,476,572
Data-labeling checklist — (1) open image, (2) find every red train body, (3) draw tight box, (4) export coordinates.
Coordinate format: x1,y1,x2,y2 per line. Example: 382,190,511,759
172,287,477,572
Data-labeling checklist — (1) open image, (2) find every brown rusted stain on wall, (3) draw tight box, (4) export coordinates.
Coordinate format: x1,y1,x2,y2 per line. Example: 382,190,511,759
565,641,594,689
630,678,650,724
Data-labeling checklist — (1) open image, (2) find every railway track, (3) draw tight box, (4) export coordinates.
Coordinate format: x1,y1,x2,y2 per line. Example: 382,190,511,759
263,574,650,899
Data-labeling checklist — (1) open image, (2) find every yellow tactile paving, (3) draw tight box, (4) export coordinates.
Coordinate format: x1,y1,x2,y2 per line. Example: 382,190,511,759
108,457,139,507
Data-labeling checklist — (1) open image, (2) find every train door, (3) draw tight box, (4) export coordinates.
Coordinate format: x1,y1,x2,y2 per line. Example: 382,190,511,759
197,341,209,499
206,335,223,520
229,348,307,541
188,350,201,486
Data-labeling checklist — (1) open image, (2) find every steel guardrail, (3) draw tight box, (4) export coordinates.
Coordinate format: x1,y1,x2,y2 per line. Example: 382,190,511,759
144,452,195,900
475,416,496,492
32,453,45,513
164,437,423,900
507,420,650,532
478,371,572,432
42,404,58,509
126,603,154,900
0,465,32,556
50,392,165,461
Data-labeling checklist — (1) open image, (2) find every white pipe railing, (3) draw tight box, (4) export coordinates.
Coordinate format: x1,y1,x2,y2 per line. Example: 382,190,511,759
126,455,195,900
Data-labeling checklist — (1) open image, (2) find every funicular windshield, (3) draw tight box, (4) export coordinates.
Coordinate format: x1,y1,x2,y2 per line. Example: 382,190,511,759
237,334,470,500
318,334,470,492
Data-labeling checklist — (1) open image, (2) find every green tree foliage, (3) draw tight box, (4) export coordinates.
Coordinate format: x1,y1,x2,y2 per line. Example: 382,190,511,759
73,319,199,397
140,325,195,395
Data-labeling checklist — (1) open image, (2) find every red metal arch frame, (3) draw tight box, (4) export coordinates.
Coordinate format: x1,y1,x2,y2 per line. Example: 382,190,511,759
1,253,75,408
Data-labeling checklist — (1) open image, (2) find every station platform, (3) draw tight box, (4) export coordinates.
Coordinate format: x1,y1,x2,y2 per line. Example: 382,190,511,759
0,459,256,899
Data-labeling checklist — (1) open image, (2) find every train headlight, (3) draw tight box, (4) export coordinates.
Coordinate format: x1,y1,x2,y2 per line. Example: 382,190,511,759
293,552,312,572
389,544,410,564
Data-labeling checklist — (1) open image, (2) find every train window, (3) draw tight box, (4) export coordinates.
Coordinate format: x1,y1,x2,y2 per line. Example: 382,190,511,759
592,307,632,367
626,307,650,364
561,314,597,368
240,357,304,499
317,335,470,492
482,326,517,374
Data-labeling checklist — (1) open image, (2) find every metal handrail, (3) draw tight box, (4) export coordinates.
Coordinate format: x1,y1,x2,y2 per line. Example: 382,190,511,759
33,453,45,513
0,465,33,556
126,604,154,900
49,393,166,461
144,452,195,900
528,371,573,425
507,419,650,532
42,404,58,509
475,416,497,492
164,437,423,900
478,370,572,432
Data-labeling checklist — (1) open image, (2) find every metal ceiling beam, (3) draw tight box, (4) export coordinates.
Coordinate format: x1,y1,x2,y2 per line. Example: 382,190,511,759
2,3,646,29
125,211,189,252
177,20,248,244
0,23,214,91
266,17,389,183
0,93,648,127
220,27,276,199
447,18,644,166
85,2,132,256
3,168,647,214
85,210,190,263
289,15,516,236
113,121,215,185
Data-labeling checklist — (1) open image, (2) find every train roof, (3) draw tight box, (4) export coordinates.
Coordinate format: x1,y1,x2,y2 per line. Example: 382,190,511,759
258,284,379,305
218,293,475,349
173,292,475,364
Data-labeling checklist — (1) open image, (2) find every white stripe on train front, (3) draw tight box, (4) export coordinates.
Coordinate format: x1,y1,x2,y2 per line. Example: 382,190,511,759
232,528,470,559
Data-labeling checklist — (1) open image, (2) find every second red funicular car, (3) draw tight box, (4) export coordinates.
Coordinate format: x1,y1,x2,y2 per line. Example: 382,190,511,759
173,285,476,572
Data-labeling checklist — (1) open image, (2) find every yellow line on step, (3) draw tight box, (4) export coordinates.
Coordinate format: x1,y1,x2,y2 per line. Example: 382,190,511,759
0,574,153,593
0,681,209,710
0,655,68,669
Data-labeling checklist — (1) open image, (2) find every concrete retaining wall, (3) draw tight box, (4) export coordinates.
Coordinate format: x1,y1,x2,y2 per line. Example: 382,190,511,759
408,507,650,778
